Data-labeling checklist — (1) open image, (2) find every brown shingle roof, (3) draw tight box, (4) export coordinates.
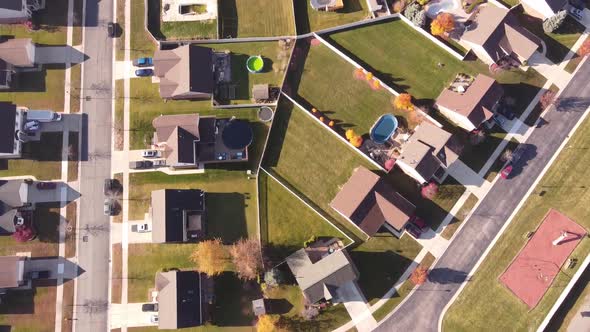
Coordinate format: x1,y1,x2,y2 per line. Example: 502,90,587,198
153,114,201,165
0,256,21,288
0,39,34,67
154,45,213,99
330,167,415,235
436,74,504,127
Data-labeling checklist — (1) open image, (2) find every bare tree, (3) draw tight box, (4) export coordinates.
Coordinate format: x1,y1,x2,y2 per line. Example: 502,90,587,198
230,238,263,280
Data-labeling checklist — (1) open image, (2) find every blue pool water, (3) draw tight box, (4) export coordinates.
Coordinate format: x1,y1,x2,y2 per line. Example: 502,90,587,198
370,114,398,144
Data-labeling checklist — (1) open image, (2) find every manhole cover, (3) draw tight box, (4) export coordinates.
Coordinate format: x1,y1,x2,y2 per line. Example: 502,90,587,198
83,235,88,242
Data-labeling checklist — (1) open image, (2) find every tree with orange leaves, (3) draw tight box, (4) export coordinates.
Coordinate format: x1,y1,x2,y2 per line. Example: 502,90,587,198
410,266,428,285
350,135,363,148
393,93,414,111
579,38,590,57
431,13,455,36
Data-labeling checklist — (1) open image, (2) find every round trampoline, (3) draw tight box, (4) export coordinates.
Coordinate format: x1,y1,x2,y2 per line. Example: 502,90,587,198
222,120,253,150
258,106,274,122
246,55,264,73
370,114,398,144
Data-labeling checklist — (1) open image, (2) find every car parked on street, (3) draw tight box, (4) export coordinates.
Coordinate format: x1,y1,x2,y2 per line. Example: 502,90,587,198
500,164,513,179
104,179,117,195
142,150,161,158
131,223,152,233
104,199,116,216
107,22,115,37
135,69,154,77
36,182,57,190
133,57,153,67
142,303,158,312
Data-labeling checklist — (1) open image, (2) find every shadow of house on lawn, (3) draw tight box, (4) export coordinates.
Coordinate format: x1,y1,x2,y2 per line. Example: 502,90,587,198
266,298,294,315
212,272,262,327
205,192,248,243
261,98,295,169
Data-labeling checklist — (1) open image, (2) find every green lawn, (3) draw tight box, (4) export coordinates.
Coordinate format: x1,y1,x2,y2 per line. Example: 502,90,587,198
0,0,68,45
440,194,478,240
517,12,586,64
443,116,590,331
0,286,57,332
219,0,296,37
131,0,157,59
294,0,369,34
0,66,66,113
0,205,60,257
0,132,63,180
326,18,546,114
128,171,259,242
259,172,352,261
292,41,411,136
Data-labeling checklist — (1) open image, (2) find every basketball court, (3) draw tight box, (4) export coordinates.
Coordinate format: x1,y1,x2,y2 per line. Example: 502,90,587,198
499,209,587,309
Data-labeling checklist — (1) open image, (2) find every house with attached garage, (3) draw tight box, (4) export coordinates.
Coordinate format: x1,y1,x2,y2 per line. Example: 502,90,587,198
150,189,206,243
0,0,45,24
0,38,37,90
520,0,568,19
435,74,504,132
0,102,27,159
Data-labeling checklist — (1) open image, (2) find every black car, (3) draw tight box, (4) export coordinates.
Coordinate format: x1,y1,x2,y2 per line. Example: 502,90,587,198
107,22,115,38
142,303,159,312
405,223,422,239
104,179,116,195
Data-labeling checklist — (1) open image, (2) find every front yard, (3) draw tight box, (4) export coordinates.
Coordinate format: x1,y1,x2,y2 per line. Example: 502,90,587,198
0,0,69,45
0,132,64,180
443,113,590,331
293,0,370,34
218,0,296,37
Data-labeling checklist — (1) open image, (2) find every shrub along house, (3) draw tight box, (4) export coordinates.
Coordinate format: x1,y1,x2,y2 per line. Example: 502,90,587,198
435,74,504,132
330,166,415,238
461,5,540,66
286,247,359,305
150,189,206,243
154,270,214,330
151,114,252,169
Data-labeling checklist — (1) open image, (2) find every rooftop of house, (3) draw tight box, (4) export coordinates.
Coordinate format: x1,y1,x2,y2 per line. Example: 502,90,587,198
436,74,504,127
156,270,205,329
330,166,415,235
151,189,205,243
286,248,359,304
154,45,214,99
0,256,23,289
0,38,34,68
152,114,251,166
0,180,28,234
399,122,460,180
0,1,23,11
462,5,539,63
0,102,17,154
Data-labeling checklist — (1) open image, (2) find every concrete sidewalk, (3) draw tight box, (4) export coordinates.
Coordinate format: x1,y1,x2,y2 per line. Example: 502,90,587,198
336,281,377,332
528,52,572,89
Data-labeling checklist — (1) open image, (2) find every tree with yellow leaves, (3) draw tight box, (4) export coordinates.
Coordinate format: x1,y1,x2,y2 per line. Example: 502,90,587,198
431,13,455,36
190,238,228,277
350,135,363,148
345,129,356,140
257,315,288,332
393,93,414,111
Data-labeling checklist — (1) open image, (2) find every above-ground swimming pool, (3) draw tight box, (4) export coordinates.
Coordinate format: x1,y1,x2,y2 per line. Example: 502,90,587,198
370,114,398,144
426,0,459,17
246,55,264,73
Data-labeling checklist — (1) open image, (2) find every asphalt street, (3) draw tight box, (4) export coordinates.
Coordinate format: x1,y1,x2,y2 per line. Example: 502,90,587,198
376,60,590,332
73,0,113,330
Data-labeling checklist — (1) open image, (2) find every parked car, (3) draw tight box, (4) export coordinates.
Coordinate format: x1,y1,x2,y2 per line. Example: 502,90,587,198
142,150,161,158
493,113,507,127
36,182,57,190
570,7,583,20
150,314,159,324
28,271,50,279
104,199,116,216
152,159,166,167
133,57,153,67
104,179,117,195
27,110,61,122
135,69,154,77
141,303,158,312
405,223,422,239
411,216,427,230
131,223,152,233
500,164,513,179
107,22,115,37
129,160,153,169
24,120,40,132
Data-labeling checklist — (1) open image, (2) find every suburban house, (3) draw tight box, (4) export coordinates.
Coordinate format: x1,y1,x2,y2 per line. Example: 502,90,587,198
161,0,218,22
0,256,26,294
0,38,37,90
0,179,32,234
461,5,540,66
286,247,359,304
435,74,504,132
310,0,344,11
150,189,206,243
396,122,461,184
154,270,213,330
0,0,45,24
520,0,568,19
152,114,252,168
0,102,26,158
330,166,415,237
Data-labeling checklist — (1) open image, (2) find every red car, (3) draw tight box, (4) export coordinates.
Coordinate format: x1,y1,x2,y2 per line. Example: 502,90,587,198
411,216,427,230
36,182,57,190
500,164,513,179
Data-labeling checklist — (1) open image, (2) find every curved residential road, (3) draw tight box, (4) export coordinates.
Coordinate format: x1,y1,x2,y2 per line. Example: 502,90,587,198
73,0,113,331
376,60,590,332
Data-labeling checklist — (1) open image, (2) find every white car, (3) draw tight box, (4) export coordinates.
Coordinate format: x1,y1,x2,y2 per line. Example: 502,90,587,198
142,150,161,158
131,223,151,233
150,314,159,324
152,159,166,167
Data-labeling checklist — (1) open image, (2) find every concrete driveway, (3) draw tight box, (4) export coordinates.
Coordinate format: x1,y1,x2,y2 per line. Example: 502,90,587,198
110,303,157,329
111,220,152,244
335,281,377,332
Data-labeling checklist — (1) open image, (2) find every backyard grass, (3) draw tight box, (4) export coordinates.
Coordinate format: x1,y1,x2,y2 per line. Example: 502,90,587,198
258,172,352,262
0,0,69,45
128,78,274,152
291,41,410,136
517,12,586,64
0,286,57,332
130,0,157,59
219,0,296,37
443,116,590,331
326,18,546,114
128,171,258,242
545,265,590,331
372,252,436,321
147,0,217,40
293,0,370,34
440,194,478,240
128,244,258,330
262,98,379,241
0,66,66,112
0,132,64,180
